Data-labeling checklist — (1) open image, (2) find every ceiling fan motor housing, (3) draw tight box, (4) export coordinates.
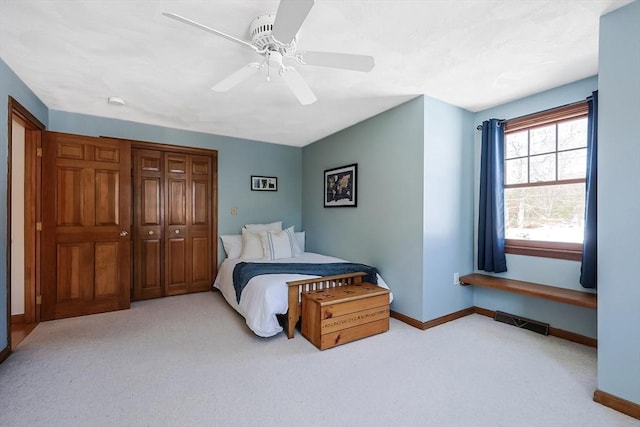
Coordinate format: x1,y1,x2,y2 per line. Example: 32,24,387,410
249,14,296,54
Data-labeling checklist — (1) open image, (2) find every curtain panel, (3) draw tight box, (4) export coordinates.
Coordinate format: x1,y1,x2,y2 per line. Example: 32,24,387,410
580,91,598,289
478,119,507,273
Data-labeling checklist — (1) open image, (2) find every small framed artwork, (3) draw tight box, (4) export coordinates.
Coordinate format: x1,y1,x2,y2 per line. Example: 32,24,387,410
251,175,278,191
324,163,357,207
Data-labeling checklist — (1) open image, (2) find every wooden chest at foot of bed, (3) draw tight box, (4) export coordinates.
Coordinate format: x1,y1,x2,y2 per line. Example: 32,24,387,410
301,282,390,350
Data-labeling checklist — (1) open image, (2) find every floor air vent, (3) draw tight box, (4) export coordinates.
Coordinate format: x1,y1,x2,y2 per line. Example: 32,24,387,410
494,311,549,336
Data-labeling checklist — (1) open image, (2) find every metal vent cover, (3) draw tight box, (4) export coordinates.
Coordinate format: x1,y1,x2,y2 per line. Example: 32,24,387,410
494,311,549,335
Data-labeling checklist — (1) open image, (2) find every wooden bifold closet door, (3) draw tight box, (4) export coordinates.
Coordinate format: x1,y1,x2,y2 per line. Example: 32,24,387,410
132,148,214,300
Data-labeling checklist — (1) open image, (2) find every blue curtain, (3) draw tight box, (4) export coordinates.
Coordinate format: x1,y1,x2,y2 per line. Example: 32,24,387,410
478,119,507,273
580,91,598,289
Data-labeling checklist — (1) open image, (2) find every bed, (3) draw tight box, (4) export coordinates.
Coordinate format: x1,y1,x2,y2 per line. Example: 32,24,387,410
213,224,392,338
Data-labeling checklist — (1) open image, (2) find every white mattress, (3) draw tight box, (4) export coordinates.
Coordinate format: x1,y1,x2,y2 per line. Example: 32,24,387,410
212,252,392,337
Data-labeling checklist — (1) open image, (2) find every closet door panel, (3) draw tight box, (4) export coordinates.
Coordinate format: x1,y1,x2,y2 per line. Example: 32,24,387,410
166,237,187,294
188,155,212,292
139,239,161,293
167,180,186,225
132,149,163,300
192,180,208,225
142,178,161,225
165,153,189,295
191,237,210,284
132,146,216,299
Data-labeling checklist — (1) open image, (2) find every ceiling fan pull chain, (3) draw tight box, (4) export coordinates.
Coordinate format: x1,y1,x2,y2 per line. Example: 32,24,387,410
267,59,271,82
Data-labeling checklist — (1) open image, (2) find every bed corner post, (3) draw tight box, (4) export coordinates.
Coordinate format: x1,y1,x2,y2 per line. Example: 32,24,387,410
287,284,299,339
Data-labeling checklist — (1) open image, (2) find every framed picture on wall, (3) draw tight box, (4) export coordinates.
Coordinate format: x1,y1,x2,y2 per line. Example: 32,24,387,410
324,163,357,207
251,176,278,191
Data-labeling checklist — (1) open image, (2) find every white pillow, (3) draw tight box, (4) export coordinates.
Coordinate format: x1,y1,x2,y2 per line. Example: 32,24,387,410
294,231,305,254
240,228,265,260
260,226,300,260
243,221,282,233
220,234,242,259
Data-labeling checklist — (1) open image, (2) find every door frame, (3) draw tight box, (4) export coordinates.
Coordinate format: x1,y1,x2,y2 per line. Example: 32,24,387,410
6,97,44,355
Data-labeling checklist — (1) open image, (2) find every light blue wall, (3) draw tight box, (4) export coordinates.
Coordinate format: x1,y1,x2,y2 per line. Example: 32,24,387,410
302,97,426,320
0,58,49,355
422,97,474,320
472,76,599,338
302,96,475,322
597,0,640,405
48,111,302,264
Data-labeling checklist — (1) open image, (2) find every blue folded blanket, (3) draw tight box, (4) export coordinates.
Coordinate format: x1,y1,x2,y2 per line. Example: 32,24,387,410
232,262,378,303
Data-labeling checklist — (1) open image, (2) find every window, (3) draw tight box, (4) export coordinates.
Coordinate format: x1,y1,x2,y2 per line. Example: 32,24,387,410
503,102,588,261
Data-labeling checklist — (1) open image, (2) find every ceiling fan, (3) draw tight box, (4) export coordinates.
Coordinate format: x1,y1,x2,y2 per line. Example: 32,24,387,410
163,0,374,105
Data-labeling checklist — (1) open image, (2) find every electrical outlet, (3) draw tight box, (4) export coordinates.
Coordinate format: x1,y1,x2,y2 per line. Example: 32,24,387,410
453,272,460,285
231,206,238,216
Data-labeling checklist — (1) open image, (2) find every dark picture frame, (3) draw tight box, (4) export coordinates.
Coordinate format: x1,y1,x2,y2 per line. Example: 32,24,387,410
324,163,357,207
251,175,278,191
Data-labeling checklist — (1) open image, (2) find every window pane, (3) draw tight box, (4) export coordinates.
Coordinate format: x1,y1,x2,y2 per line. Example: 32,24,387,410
558,117,587,150
558,148,587,180
505,158,528,184
505,131,528,159
505,183,585,243
530,153,555,182
530,124,556,155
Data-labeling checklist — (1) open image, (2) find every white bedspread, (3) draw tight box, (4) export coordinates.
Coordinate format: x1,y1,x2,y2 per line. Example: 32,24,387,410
212,252,392,337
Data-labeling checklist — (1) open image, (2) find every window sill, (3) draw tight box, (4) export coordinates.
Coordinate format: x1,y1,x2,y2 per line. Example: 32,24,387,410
505,239,582,261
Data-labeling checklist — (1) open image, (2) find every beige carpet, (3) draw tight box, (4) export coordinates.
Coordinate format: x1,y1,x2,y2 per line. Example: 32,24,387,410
0,291,637,427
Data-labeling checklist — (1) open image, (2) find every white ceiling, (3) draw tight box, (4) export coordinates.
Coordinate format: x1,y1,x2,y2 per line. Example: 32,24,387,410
0,1,632,147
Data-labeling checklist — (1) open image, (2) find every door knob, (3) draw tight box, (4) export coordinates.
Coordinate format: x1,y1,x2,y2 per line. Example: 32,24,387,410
174,229,180,234
119,231,129,237
148,230,154,235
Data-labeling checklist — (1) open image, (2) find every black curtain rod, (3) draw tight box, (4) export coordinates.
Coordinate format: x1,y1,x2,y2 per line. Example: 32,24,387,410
475,98,590,131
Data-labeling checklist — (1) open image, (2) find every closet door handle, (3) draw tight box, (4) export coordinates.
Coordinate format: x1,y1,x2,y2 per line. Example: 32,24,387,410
174,229,180,234
119,231,129,237
148,230,154,235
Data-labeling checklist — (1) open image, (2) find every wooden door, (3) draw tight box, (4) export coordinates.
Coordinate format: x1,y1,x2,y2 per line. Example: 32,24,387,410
164,153,212,296
132,149,163,300
41,132,131,320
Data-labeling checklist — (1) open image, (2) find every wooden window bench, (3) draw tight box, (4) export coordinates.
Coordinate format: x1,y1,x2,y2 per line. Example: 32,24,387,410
459,273,597,310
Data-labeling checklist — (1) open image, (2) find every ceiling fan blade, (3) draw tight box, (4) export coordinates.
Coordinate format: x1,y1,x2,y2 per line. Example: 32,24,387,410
163,12,258,52
271,0,315,45
212,63,263,92
297,51,375,72
279,67,317,105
